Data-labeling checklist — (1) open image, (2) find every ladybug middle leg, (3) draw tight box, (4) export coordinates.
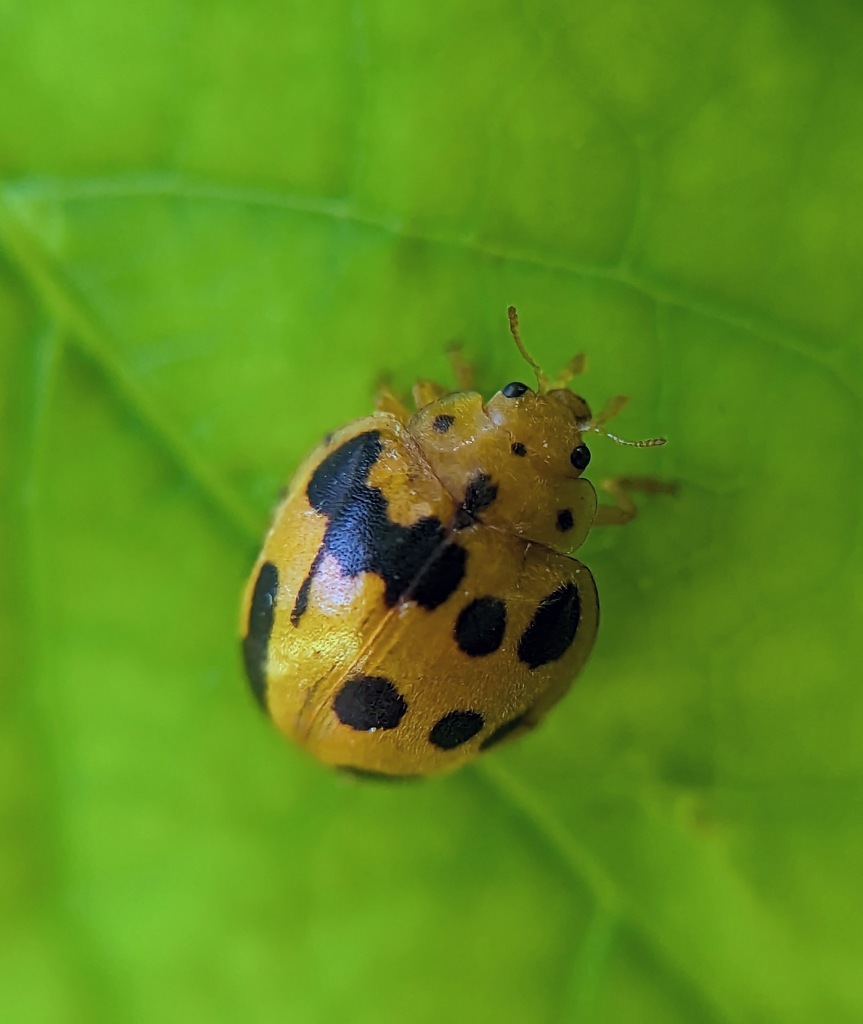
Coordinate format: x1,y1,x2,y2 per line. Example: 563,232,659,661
594,476,678,526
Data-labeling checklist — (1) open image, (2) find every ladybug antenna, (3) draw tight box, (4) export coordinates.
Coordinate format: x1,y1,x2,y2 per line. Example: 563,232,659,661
601,430,666,448
507,306,550,392
589,394,666,448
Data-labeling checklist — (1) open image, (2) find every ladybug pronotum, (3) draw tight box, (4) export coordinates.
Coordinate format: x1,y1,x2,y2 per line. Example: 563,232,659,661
240,307,670,778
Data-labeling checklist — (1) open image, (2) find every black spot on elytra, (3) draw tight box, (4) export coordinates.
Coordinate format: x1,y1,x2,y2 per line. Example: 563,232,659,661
511,441,527,457
518,583,581,669
333,675,408,731
556,509,574,532
455,596,507,657
429,710,485,750
290,551,321,626
291,430,467,624
411,543,468,609
480,710,530,751
433,414,455,433
241,561,279,711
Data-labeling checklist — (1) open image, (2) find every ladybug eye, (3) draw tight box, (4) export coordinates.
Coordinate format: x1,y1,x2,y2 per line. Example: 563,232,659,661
570,444,591,471
501,381,531,399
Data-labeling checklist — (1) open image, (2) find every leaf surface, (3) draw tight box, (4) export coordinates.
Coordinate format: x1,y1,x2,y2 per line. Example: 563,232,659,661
2,2,862,1021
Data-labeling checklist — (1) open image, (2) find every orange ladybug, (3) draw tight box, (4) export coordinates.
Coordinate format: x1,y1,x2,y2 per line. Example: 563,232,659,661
241,308,670,777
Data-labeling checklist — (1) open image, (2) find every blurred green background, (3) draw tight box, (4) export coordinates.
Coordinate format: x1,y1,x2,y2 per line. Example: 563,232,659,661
2,1,862,1021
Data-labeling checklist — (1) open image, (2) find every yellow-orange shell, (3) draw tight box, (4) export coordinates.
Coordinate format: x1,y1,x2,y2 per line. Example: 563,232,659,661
240,391,600,778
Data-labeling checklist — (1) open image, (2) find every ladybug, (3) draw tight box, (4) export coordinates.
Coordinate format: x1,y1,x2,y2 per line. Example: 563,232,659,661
240,307,671,778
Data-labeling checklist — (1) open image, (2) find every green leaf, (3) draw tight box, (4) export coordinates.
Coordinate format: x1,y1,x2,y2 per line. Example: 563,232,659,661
2,1,861,1021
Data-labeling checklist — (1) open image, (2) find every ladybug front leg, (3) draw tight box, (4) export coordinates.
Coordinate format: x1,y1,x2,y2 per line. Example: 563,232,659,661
411,345,477,408
593,476,678,526
550,352,587,390
446,343,475,391
374,383,412,424
411,378,449,409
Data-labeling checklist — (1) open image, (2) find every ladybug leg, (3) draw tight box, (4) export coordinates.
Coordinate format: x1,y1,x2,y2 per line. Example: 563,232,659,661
410,344,476,408
590,394,629,429
374,382,412,423
412,378,449,408
446,343,475,391
594,476,678,526
551,353,587,390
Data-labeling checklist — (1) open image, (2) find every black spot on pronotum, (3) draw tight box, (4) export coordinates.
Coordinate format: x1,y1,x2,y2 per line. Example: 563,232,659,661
432,414,455,433
454,596,507,657
242,561,279,711
333,675,408,731
511,441,527,457
292,430,467,624
479,711,530,751
461,473,498,519
518,583,581,669
502,381,530,399
452,508,473,531
570,445,591,471
556,509,574,532
429,710,485,750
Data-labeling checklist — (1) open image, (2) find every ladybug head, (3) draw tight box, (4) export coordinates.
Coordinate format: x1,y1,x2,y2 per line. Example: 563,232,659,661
491,306,666,457
484,381,595,481
407,308,665,551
